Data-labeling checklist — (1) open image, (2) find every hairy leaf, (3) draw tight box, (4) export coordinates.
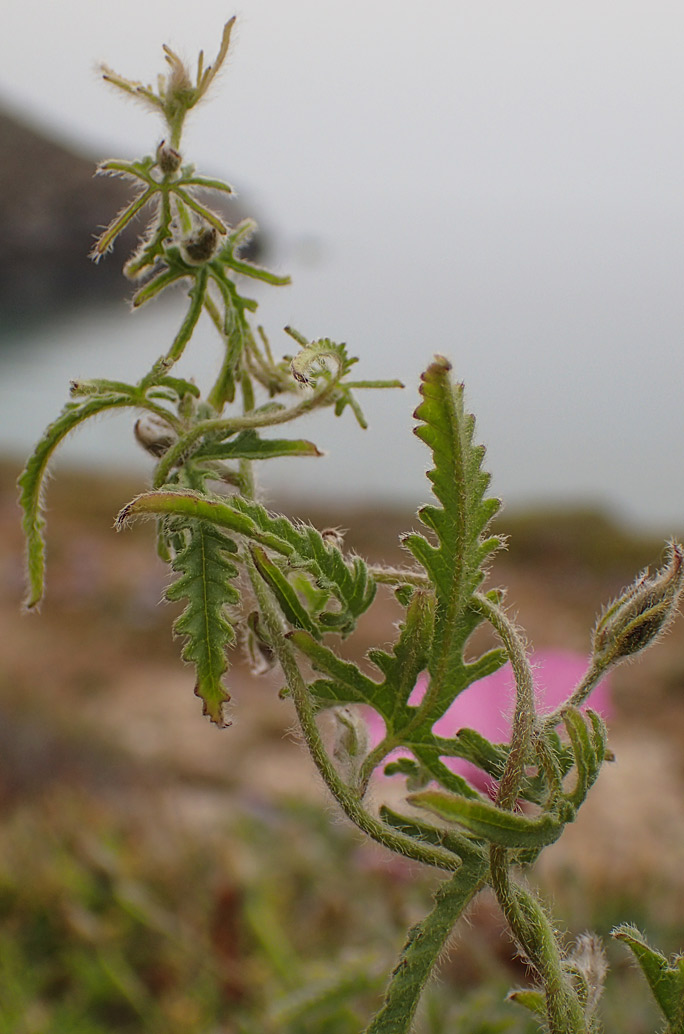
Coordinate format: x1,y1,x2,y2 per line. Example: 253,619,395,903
379,805,486,860
403,356,503,691
194,429,322,461
290,600,507,794
165,518,240,726
507,988,547,1018
298,355,508,791
612,925,684,1033
406,790,563,849
251,545,320,638
118,489,376,637
230,495,377,636
18,389,173,608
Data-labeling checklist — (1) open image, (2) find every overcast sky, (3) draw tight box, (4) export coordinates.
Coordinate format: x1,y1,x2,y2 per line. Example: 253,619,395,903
3,2,684,530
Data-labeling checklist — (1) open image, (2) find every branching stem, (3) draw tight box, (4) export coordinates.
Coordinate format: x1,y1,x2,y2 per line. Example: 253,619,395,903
246,558,465,873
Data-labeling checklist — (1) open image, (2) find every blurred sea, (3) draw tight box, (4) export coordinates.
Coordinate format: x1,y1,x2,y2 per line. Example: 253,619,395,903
2,226,684,539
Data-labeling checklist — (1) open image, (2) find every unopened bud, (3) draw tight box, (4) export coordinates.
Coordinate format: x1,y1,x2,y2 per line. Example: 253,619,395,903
321,527,346,550
244,611,275,675
156,140,182,174
592,541,684,665
134,414,177,458
566,933,607,1021
181,226,218,264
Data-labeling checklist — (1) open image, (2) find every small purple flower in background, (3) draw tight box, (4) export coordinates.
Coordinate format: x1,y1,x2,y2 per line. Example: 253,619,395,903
365,650,612,794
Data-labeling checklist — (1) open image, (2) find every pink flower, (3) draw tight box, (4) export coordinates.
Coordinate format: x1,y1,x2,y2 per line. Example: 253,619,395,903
365,650,612,794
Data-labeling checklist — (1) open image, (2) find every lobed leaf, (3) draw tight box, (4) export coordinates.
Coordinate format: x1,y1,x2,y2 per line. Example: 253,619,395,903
230,496,377,636
290,596,508,797
403,356,503,690
165,518,240,725
310,357,509,792
119,489,377,637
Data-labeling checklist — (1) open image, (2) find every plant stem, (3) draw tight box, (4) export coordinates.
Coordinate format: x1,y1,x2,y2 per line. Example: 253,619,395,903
363,858,488,1034
489,848,587,1034
152,376,344,487
472,592,536,810
245,559,465,873
474,591,587,1032
542,659,610,731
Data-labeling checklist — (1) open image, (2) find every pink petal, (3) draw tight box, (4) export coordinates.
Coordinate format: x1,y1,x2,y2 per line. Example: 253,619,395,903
364,650,611,793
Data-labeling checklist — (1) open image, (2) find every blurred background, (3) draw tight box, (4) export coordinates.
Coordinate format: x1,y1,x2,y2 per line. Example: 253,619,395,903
3,3,684,1031
2,0,684,526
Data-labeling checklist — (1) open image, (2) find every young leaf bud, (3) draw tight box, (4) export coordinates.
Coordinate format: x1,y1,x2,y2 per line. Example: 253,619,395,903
592,541,684,666
566,933,607,1021
331,706,370,781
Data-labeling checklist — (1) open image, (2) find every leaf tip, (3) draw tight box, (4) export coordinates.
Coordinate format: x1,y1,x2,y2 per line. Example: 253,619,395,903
196,686,233,728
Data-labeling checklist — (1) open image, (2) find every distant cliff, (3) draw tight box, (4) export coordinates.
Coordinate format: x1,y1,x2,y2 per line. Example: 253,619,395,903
0,107,260,328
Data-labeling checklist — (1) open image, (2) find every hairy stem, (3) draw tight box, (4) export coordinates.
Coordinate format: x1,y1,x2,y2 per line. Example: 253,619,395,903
490,847,586,1034
246,559,465,873
363,858,488,1034
152,376,343,487
475,592,587,1032
472,592,536,809
542,658,610,732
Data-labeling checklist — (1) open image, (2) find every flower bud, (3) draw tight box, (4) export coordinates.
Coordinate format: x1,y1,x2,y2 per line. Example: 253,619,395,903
156,140,182,175
321,527,346,550
181,226,218,265
134,414,177,458
592,541,684,665
244,611,275,675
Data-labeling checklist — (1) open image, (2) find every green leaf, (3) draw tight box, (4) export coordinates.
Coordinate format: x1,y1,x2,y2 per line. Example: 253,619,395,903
379,805,485,860
164,266,208,364
165,519,239,725
305,357,506,792
303,355,506,789
289,603,507,795
562,708,607,809
18,390,155,608
612,925,684,1033
117,489,287,555
119,489,377,638
194,428,322,461
251,545,320,638
364,859,488,1034
206,273,257,409
403,356,503,690
406,790,563,849
287,631,379,704
289,336,358,385
507,988,547,1018
230,496,377,636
